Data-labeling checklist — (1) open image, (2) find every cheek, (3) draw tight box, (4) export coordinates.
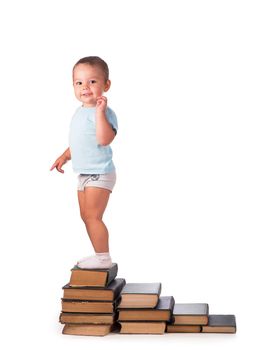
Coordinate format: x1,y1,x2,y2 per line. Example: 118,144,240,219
74,88,81,98
96,85,105,93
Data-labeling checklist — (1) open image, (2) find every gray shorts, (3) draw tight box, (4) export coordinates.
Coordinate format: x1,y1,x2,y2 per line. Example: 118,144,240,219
77,171,116,193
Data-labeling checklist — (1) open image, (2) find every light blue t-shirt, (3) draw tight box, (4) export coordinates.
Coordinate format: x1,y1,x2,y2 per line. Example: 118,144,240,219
69,106,118,174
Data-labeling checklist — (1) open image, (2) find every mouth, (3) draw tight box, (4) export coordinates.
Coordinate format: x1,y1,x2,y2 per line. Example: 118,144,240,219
81,93,92,97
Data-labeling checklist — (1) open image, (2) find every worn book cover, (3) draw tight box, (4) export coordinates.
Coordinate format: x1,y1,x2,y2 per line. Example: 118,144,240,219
63,278,125,301
59,312,116,324
69,263,118,287
118,321,166,334
118,296,174,321
171,303,209,325
166,325,202,333
119,282,161,308
61,297,121,313
62,323,114,336
202,315,236,333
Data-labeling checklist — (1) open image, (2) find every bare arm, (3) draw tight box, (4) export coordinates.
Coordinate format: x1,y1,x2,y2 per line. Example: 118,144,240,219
50,147,71,173
96,111,116,146
62,147,71,161
96,96,116,146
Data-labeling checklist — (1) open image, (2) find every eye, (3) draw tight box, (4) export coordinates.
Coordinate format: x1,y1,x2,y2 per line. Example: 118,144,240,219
75,81,82,86
89,80,96,84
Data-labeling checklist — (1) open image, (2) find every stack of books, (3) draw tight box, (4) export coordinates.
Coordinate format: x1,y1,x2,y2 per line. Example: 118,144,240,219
58,265,237,336
166,303,236,334
117,283,175,334
59,263,126,336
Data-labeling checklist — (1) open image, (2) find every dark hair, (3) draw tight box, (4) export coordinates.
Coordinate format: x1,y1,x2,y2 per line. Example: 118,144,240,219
73,56,109,82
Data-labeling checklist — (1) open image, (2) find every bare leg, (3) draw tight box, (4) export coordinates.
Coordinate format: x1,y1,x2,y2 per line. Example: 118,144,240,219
78,187,111,253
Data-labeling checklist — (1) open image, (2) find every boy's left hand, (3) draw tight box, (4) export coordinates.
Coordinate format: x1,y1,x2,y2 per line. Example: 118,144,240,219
96,96,107,112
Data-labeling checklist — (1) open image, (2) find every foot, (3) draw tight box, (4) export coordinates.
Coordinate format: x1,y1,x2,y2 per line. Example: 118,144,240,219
77,255,94,264
77,253,112,269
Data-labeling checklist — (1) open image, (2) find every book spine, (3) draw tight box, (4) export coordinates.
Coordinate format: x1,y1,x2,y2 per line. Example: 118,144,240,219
107,264,118,286
113,279,126,300
168,297,175,322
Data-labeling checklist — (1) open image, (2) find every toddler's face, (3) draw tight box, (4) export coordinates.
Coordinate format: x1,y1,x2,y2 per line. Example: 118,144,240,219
73,63,110,107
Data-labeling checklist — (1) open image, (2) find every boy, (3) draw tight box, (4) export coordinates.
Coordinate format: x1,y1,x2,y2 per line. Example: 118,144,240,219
50,56,118,269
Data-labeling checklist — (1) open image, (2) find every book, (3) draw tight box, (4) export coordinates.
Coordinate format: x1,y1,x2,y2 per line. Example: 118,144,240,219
166,325,202,333
59,312,116,324
171,303,209,325
63,278,126,301
69,263,118,287
119,283,161,308
62,323,113,336
202,315,236,333
61,298,120,313
119,321,166,334
118,296,174,321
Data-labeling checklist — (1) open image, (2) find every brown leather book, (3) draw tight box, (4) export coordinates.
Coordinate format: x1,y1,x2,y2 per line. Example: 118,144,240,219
171,303,209,325
62,323,113,336
119,321,166,334
166,325,202,333
202,315,236,333
118,296,174,321
119,282,161,308
59,312,116,324
69,263,118,287
63,278,125,301
61,298,120,313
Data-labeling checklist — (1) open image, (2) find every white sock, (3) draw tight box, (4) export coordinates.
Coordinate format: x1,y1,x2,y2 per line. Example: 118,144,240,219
77,252,112,269
77,252,111,264
77,254,94,264
96,252,111,260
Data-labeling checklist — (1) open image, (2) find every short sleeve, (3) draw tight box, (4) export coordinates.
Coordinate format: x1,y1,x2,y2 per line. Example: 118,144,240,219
106,107,118,134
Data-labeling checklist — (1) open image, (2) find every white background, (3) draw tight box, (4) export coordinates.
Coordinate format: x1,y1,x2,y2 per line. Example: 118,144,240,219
0,0,274,348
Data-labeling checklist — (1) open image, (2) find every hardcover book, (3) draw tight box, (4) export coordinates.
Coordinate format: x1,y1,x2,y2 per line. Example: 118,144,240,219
171,303,209,325
166,325,202,333
119,321,166,334
63,278,125,301
119,282,161,308
69,263,118,287
118,296,174,321
62,323,114,336
202,315,236,333
61,298,120,313
59,312,116,324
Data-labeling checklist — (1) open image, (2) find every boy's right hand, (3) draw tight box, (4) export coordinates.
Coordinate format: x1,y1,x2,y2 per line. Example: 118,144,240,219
50,156,67,173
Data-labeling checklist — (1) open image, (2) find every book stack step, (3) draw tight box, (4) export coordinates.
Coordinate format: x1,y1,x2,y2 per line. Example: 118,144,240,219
59,263,126,336
117,283,174,334
166,303,209,333
202,315,236,333
166,304,236,334
59,264,237,336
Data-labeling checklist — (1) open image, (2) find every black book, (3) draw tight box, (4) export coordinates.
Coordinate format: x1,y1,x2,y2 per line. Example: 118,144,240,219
62,323,115,336
171,303,209,325
118,296,175,321
61,297,121,314
59,312,116,324
118,322,166,334
166,325,202,333
62,278,126,301
69,263,118,287
119,282,161,308
202,315,236,333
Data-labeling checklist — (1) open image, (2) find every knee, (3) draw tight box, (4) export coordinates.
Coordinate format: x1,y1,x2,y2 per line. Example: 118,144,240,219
82,212,102,226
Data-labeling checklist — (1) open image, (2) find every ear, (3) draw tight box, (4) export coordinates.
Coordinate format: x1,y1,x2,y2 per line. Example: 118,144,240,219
104,79,111,92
